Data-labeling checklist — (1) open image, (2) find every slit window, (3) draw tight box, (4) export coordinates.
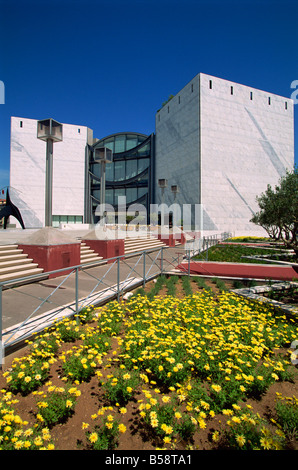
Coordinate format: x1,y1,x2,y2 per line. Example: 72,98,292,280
285,101,288,110
268,97,271,105
231,86,233,95
250,92,253,100
191,84,193,93
178,96,181,104
78,128,80,133
209,80,212,89
20,121,23,128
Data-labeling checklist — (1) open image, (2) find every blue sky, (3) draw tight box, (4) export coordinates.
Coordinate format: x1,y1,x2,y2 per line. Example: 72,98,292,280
0,0,297,190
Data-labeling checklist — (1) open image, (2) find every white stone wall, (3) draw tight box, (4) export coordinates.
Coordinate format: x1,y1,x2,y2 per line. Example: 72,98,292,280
155,73,294,235
10,117,90,228
200,73,294,235
155,75,200,215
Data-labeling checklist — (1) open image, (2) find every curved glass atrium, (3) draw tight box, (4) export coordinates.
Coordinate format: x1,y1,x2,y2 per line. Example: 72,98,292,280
88,132,154,223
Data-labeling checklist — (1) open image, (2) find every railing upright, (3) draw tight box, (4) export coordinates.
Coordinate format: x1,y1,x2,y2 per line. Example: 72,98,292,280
0,285,2,369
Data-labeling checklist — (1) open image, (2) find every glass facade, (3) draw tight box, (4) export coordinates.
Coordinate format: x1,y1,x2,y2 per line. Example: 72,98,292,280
88,132,154,223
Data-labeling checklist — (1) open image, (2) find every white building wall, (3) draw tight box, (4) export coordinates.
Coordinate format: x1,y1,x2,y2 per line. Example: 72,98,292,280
10,117,90,228
155,73,294,235
155,75,200,223
200,73,294,235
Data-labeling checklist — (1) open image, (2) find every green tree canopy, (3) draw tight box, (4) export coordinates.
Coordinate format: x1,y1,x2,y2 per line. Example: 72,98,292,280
250,167,298,255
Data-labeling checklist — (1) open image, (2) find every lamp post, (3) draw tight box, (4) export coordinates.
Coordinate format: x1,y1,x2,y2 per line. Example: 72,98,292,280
158,178,168,204
158,178,168,227
37,118,63,227
171,184,179,201
94,147,113,223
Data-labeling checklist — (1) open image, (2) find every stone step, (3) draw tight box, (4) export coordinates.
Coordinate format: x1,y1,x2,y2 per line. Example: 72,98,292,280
0,258,34,269
0,262,39,276
0,248,24,257
0,244,19,251
80,256,105,266
0,253,29,262
80,248,95,255
0,267,44,282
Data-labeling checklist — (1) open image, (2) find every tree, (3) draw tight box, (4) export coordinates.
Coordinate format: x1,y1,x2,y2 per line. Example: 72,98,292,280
250,167,298,256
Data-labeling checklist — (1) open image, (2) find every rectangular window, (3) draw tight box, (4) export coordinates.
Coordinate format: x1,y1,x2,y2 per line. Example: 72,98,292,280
167,106,170,113
20,121,23,128
285,101,288,110
268,97,271,105
191,84,193,93
78,128,80,133
114,135,125,153
178,96,181,104
250,92,253,100
209,80,212,89
231,86,233,95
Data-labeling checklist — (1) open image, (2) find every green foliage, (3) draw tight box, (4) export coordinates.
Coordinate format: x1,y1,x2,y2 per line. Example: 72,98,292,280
100,368,140,405
5,356,51,396
34,384,79,428
193,244,284,263
251,167,298,255
275,395,298,440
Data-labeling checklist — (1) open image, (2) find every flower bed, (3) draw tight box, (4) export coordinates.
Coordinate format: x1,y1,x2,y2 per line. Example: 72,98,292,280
0,277,297,450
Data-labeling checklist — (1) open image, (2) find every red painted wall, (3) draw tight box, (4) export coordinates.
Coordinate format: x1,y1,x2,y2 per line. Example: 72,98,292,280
177,261,298,281
18,243,81,279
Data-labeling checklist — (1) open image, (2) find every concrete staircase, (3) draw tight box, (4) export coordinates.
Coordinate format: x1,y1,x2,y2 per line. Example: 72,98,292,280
0,245,44,283
124,236,167,255
80,242,105,265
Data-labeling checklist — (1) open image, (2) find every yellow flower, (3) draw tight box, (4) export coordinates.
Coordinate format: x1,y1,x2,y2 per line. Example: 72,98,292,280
236,435,246,447
89,432,98,443
118,423,126,433
119,407,127,415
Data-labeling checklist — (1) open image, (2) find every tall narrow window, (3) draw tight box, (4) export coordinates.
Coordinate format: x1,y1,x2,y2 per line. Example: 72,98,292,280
20,121,23,128
209,80,212,89
168,106,170,113
178,96,181,104
250,92,253,100
78,128,80,133
191,84,193,93
285,101,288,110
268,97,271,105
231,86,233,95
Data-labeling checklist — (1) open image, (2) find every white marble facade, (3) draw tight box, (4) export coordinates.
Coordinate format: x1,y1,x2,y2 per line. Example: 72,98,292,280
10,117,92,228
155,73,294,235
9,74,294,235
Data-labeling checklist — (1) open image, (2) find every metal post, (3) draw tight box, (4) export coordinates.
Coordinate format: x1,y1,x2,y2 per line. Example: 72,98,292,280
143,251,146,287
0,285,3,369
117,256,120,301
75,267,79,321
45,138,53,227
100,160,106,209
160,247,164,274
188,249,190,277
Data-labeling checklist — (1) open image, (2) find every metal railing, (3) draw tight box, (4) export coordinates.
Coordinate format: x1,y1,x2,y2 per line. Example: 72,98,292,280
0,232,230,363
0,246,172,361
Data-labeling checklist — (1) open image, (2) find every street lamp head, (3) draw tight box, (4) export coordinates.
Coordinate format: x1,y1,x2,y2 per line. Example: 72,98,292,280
37,118,63,142
94,147,113,163
158,178,168,189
